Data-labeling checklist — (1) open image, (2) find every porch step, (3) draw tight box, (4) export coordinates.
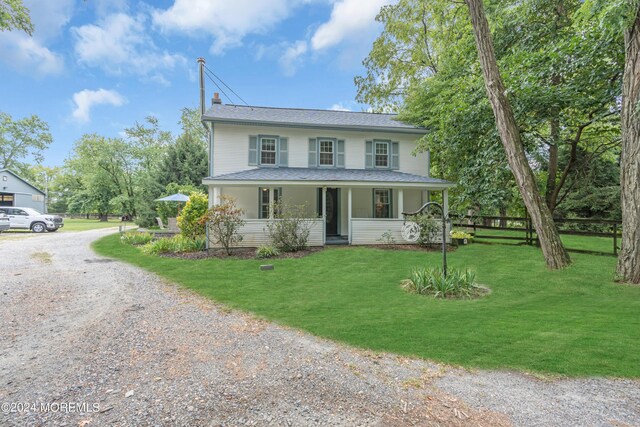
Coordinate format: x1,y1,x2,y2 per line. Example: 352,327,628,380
325,236,349,246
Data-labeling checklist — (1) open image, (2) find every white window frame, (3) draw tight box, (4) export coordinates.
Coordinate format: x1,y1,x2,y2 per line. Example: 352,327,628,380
375,141,389,168
318,139,334,167
260,136,278,166
373,188,392,219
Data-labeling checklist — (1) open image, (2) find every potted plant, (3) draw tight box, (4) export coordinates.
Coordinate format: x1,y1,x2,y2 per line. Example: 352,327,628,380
450,230,473,245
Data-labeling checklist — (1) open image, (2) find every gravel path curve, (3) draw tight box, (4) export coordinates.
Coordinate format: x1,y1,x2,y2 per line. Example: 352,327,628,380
0,229,638,426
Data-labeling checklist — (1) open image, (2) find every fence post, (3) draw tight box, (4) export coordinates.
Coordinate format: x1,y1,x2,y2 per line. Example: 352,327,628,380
613,223,618,256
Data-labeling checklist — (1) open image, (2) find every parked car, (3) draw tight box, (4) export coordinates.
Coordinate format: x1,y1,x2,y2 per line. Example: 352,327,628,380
0,212,9,233
0,207,64,233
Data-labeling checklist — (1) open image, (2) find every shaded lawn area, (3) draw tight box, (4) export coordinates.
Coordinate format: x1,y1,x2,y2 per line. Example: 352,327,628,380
93,234,640,378
472,228,617,254
61,219,126,232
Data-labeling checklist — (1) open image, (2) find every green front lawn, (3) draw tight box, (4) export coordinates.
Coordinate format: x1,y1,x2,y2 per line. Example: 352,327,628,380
473,228,617,254
93,234,640,378
61,218,125,232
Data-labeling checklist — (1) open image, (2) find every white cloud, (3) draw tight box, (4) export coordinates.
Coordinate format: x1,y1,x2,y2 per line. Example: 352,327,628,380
152,0,303,54
279,40,308,76
0,0,73,75
71,89,126,123
0,33,64,75
329,102,352,111
72,13,186,80
311,0,392,51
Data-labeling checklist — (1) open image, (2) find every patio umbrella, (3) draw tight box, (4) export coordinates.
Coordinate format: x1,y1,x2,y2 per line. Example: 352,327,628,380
155,193,191,216
155,193,190,202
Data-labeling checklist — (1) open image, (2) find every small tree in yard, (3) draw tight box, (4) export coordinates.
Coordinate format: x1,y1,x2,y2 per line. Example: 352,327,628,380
177,192,208,239
200,195,245,255
266,201,313,252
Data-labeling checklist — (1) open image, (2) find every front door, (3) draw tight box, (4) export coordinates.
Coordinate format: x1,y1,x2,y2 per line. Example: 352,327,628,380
318,188,339,236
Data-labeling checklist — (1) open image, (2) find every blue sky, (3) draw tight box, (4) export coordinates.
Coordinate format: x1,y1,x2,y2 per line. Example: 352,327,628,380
0,0,394,167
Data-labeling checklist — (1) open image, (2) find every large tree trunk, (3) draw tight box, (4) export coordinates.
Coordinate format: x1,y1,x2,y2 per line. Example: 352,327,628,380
465,0,571,269
617,7,640,284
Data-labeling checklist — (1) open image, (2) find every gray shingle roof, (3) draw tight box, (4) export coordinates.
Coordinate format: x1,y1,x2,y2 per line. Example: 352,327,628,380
202,104,425,134
204,167,452,186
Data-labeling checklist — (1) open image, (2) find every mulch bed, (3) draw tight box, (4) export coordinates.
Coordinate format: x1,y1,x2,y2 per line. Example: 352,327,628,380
160,244,458,260
365,244,459,252
161,247,324,260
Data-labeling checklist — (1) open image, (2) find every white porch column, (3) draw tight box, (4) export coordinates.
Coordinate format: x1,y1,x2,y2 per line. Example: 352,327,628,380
443,189,449,216
211,187,221,206
347,187,353,244
268,187,275,219
397,189,404,219
322,186,327,244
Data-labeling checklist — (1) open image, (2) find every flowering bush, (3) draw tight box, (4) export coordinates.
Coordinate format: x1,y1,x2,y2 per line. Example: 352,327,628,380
199,195,245,255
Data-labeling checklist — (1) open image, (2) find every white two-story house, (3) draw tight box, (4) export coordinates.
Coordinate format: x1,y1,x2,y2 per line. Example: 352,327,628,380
201,93,454,247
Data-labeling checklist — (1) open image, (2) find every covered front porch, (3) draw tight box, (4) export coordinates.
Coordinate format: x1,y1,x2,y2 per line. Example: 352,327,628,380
203,167,454,247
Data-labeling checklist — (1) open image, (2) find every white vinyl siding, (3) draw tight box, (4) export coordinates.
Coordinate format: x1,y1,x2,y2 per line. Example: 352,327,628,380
350,219,449,245
212,124,428,176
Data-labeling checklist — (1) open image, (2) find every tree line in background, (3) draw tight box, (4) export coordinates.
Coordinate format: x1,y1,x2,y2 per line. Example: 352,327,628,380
357,0,639,281
0,108,208,227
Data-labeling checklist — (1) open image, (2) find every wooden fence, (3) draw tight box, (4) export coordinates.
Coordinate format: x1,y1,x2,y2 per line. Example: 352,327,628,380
452,215,621,256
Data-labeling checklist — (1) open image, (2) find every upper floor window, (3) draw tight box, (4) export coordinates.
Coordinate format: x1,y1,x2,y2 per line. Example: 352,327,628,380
319,139,334,166
309,137,345,168
375,141,389,168
260,137,277,165
365,140,399,170
249,135,288,167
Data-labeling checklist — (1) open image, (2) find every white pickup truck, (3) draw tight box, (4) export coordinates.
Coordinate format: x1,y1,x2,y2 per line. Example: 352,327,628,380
0,207,64,233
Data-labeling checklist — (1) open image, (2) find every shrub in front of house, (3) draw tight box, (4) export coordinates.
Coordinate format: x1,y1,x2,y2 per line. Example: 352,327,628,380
415,213,441,246
401,267,485,299
120,231,154,246
199,195,245,256
256,245,280,259
266,202,312,252
177,192,208,239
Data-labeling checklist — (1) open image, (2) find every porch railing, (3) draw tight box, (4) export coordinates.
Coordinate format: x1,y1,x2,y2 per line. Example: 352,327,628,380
207,218,324,249
350,218,451,245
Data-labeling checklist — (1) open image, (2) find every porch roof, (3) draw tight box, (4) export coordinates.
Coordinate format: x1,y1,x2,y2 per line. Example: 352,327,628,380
203,167,454,189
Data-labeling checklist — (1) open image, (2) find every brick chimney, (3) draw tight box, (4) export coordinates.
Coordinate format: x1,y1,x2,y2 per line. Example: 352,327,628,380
212,92,222,105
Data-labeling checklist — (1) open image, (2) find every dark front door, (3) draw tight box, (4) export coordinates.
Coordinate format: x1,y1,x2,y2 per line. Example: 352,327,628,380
318,188,339,236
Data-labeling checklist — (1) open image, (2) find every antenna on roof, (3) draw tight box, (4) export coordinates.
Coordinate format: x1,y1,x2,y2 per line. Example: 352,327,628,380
203,64,250,107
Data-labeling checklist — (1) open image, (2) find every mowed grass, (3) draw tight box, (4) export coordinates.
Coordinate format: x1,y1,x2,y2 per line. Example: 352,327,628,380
473,228,617,254
93,234,640,377
61,218,124,232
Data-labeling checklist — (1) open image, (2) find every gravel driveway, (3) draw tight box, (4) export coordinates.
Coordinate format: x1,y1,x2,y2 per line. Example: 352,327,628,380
1,229,638,426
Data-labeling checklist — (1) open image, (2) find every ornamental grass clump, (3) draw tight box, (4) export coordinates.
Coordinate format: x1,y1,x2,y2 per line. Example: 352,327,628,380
402,267,487,299
256,245,280,259
142,235,206,255
120,231,153,246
